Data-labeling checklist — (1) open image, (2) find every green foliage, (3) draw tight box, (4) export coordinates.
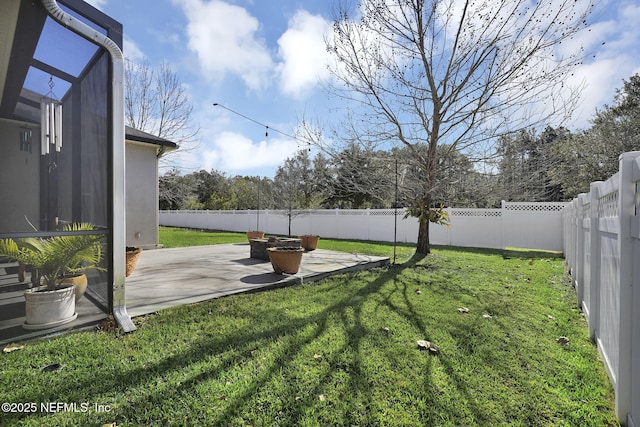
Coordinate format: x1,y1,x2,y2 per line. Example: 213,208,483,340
322,143,395,209
273,150,320,210
207,176,271,210
158,145,497,213
0,223,104,290
496,127,567,202
158,168,193,210
404,203,451,227
547,74,640,199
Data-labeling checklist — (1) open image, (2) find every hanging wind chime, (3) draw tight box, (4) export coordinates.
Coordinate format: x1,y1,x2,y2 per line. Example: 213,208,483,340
40,76,62,156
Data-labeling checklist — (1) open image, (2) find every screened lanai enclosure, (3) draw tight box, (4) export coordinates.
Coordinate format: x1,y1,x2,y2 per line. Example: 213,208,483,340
0,0,129,335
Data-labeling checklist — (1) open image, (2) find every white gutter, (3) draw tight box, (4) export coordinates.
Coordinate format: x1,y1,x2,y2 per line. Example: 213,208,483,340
40,0,134,332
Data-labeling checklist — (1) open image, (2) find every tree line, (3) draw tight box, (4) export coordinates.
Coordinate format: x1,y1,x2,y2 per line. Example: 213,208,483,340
159,74,640,213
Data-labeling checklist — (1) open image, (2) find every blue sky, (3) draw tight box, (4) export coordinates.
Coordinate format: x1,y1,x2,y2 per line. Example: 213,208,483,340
88,0,640,177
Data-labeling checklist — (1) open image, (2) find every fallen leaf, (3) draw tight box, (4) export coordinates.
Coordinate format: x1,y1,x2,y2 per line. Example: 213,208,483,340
3,343,24,353
313,354,322,359
42,363,63,372
457,307,469,313
557,336,570,345
318,394,326,401
417,340,440,354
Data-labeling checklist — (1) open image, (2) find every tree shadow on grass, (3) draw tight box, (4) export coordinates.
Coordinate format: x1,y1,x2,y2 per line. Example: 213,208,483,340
371,253,492,423
3,256,413,425
8,251,513,426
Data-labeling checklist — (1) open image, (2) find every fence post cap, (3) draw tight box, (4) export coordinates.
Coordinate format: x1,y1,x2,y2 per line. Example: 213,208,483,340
618,151,640,161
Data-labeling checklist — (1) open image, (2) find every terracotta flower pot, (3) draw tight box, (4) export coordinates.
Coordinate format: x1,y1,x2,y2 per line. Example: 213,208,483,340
59,273,88,302
246,231,265,241
300,235,320,251
267,247,304,274
126,247,143,277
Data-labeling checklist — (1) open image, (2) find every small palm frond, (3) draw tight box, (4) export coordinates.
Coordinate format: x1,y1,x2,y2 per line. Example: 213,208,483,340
0,238,21,260
0,223,105,290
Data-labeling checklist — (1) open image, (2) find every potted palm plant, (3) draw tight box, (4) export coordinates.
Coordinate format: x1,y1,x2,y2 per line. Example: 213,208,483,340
0,223,104,330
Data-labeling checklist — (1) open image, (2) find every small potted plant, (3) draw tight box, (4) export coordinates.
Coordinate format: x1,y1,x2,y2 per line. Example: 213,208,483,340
126,246,143,277
246,231,265,241
0,223,104,329
299,235,320,251
267,247,304,274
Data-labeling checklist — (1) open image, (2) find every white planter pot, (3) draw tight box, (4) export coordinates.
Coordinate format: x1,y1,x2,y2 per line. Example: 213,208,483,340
23,284,77,330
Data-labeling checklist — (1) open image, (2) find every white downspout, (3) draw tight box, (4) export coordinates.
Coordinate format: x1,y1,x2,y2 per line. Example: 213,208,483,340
40,0,134,332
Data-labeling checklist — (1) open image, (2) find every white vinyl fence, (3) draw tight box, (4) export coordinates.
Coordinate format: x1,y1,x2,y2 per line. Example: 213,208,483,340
160,201,567,251
562,151,640,425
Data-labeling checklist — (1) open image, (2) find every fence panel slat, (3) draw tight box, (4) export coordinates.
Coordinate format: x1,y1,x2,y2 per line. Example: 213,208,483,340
560,151,640,424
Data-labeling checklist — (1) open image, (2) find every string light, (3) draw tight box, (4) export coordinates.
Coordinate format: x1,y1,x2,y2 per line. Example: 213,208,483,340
213,103,311,151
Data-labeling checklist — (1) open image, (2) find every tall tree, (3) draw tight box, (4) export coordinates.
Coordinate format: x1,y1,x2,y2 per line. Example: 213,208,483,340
496,126,568,202
399,144,496,208
549,74,640,198
273,150,319,235
547,130,599,199
326,143,395,208
125,60,199,168
158,168,192,210
191,169,227,207
311,152,335,208
325,0,593,253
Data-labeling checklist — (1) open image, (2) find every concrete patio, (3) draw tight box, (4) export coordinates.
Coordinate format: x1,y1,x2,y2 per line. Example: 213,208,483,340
0,243,389,345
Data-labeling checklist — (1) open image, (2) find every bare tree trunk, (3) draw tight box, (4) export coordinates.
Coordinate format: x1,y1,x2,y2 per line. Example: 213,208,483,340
416,191,432,254
416,218,430,255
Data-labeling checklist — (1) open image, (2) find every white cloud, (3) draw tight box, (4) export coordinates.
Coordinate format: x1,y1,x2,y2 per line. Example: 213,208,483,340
200,131,300,173
565,0,640,127
175,0,274,90
84,0,107,11
566,59,622,123
123,36,145,62
277,10,332,98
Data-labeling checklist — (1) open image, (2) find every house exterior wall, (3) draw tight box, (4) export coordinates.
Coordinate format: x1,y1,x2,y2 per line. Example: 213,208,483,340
125,141,159,248
0,119,39,232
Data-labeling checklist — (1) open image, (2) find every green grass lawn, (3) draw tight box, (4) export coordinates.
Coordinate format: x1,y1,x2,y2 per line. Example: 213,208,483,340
158,227,247,247
0,229,618,426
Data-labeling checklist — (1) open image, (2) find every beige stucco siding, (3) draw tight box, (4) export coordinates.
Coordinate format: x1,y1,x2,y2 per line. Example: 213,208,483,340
125,141,159,248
